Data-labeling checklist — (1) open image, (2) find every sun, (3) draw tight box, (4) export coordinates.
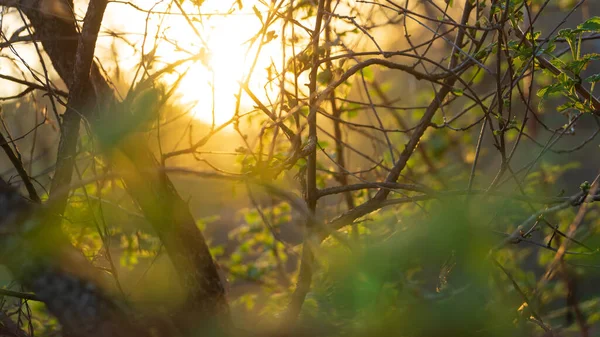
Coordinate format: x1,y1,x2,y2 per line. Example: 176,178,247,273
101,0,283,127
175,7,266,126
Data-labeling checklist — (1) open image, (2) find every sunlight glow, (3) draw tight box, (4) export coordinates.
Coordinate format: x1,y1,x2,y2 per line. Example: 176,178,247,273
102,0,284,126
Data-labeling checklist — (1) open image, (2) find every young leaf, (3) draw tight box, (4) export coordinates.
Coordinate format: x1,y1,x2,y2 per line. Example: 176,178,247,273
253,5,263,23
317,69,332,84
361,67,374,81
578,16,600,32
451,88,464,97
585,73,600,83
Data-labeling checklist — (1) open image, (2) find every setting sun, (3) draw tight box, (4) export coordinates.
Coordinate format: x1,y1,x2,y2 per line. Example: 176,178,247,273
100,0,284,126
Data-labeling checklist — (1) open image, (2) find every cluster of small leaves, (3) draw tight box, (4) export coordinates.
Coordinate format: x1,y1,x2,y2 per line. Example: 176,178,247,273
536,17,600,114
226,203,292,288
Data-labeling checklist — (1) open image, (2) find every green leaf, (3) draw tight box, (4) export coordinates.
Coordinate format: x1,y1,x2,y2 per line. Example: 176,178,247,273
544,38,557,54
473,48,490,61
525,30,541,41
536,82,566,99
564,53,600,74
558,28,578,39
557,102,574,113
344,102,360,119
299,106,309,116
317,69,332,84
585,73,600,83
578,16,600,32
361,67,374,81
451,88,464,97
346,109,358,119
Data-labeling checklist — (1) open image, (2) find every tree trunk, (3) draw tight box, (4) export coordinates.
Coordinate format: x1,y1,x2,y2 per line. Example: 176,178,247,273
0,178,150,337
7,0,229,329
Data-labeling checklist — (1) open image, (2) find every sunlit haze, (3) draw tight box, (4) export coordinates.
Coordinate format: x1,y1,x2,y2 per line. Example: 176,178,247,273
101,0,286,126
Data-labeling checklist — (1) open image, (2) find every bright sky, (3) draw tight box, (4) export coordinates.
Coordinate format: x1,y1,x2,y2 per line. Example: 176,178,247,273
0,0,378,127
0,0,286,126
100,0,287,126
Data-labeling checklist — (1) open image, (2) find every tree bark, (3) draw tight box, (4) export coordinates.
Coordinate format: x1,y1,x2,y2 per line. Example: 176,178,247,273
0,178,150,337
